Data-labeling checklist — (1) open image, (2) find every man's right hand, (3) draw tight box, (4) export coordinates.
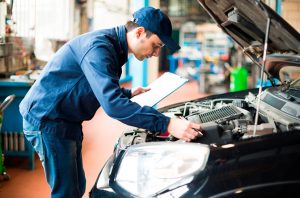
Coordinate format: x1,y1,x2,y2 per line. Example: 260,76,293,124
167,118,203,142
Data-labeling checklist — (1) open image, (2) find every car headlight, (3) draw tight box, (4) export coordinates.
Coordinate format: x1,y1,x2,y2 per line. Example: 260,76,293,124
112,142,210,197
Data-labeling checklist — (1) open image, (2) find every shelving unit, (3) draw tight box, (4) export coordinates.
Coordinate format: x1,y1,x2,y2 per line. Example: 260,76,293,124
0,79,35,170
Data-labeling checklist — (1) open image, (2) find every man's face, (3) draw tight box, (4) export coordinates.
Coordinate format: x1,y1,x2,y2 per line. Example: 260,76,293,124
132,28,165,61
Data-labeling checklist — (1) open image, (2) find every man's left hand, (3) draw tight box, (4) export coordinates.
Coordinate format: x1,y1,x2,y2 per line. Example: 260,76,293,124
131,87,151,97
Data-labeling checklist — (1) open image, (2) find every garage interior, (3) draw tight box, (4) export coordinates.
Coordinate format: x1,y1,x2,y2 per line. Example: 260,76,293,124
0,0,300,197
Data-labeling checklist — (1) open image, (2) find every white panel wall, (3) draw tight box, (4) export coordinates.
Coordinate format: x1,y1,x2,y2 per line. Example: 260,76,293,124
12,0,76,40
92,0,130,30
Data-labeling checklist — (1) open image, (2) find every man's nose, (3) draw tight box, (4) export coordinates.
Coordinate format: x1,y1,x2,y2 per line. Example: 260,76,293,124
152,47,161,57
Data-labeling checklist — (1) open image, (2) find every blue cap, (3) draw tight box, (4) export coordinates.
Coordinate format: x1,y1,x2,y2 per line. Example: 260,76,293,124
133,7,181,52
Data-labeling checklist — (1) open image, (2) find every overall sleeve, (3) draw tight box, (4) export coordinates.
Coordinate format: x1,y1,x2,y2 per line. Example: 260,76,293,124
80,45,170,132
120,88,132,98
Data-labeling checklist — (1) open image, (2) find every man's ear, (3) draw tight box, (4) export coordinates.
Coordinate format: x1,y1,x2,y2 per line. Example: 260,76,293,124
135,26,145,38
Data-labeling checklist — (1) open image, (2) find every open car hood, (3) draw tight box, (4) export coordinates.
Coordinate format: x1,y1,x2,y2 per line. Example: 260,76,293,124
197,0,300,81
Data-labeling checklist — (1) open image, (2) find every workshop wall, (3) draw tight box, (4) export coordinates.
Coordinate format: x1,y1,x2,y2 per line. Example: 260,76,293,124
282,0,300,32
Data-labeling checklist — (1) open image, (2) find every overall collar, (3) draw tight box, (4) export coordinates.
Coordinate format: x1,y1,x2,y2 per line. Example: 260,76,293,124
115,25,128,66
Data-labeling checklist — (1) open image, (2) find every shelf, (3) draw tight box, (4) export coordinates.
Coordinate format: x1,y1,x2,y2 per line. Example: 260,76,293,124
0,80,35,170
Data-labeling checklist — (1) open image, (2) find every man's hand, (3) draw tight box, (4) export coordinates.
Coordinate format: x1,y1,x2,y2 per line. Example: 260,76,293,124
131,86,151,97
167,118,203,142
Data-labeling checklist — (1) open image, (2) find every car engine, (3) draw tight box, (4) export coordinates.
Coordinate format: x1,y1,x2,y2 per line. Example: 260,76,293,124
116,79,300,152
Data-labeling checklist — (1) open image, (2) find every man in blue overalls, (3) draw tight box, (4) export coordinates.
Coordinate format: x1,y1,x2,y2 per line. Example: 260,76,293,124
19,7,202,198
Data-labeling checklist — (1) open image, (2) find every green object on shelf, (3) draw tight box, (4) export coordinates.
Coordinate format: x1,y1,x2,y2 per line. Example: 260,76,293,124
230,66,248,92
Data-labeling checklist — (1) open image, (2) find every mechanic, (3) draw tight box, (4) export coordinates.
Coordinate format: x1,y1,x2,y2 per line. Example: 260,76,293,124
19,6,202,198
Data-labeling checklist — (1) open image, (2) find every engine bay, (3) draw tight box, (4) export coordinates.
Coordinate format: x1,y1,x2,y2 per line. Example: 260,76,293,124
116,78,300,152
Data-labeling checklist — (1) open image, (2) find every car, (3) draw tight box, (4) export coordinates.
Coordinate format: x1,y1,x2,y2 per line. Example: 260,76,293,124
89,0,300,197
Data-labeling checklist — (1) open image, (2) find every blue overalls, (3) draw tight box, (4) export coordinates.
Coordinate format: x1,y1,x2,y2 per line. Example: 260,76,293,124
19,25,170,197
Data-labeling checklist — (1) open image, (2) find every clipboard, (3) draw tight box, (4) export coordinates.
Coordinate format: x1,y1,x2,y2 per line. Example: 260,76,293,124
130,72,188,107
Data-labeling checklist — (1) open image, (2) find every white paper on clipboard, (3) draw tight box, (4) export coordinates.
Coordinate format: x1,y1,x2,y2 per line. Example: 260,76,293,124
130,72,188,107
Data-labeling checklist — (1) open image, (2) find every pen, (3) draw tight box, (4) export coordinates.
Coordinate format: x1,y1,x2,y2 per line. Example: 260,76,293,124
192,127,203,136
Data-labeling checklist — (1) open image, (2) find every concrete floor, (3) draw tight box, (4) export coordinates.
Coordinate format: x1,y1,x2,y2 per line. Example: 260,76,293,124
0,79,210,198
